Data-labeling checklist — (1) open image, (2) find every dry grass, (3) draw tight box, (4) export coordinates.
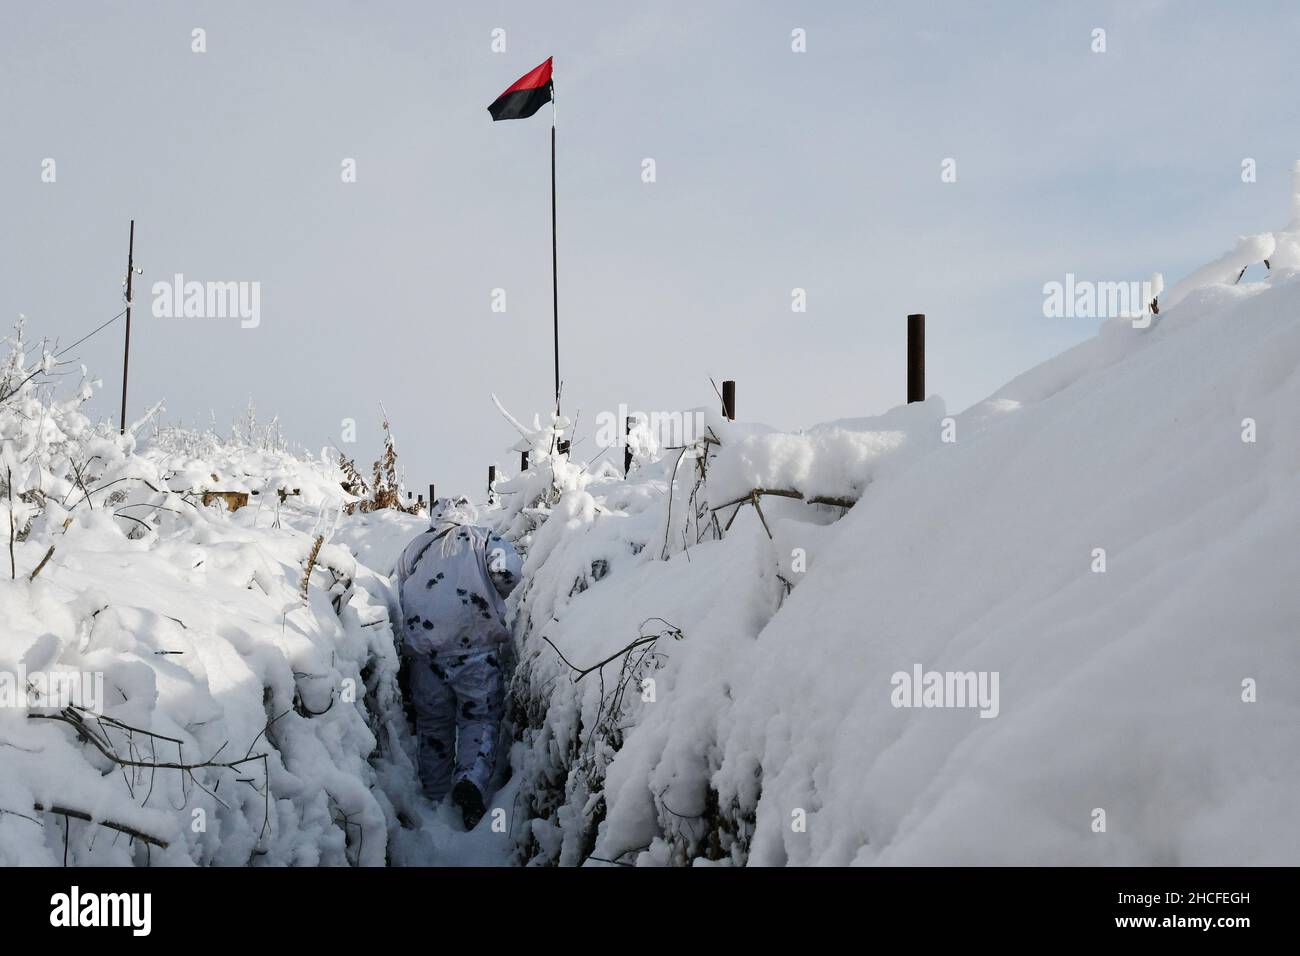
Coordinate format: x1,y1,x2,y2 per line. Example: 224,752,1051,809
300,534,324,601
342,417,421,516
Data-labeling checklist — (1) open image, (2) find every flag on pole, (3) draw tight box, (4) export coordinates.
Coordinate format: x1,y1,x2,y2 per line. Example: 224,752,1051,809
487,55,562,415
487,57,554,121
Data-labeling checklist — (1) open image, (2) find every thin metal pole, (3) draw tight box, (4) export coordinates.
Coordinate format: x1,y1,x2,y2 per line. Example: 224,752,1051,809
119,220,135,434
550,104,560,416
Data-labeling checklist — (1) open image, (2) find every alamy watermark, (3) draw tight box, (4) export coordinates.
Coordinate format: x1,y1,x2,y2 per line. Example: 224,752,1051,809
1043,273,1157,324
50,886,151,936
151,273,261,328
594,404,707,449
890,663,999,718
0,666,104,712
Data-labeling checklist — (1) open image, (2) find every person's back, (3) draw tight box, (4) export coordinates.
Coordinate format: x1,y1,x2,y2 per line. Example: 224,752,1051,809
395,497,522,828
397,522,517,656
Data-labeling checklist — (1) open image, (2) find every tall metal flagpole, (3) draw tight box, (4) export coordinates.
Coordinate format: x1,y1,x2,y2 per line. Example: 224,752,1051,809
550,84,560,418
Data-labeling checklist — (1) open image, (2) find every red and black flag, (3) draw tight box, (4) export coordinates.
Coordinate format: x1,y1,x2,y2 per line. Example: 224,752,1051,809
487,57,553,121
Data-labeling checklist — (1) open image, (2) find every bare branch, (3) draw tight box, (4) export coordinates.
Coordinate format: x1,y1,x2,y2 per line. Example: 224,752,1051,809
34,803,170,850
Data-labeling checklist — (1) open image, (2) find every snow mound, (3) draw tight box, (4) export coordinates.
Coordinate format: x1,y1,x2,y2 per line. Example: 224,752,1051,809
493,181,1300,866
0,361,426,865
707,399,944,506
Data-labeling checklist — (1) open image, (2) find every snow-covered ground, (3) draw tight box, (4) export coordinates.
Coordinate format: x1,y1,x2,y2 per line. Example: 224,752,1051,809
3,173,1298,867
0,374,516,865
0,396,417,864
494,174,1300,866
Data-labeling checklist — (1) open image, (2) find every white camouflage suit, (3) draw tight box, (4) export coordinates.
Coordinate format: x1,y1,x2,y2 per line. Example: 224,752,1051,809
396,498,523,799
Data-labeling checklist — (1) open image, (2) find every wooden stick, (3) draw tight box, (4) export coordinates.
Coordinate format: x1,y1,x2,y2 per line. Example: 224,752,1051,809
750,492,773,539
711,487,859,512
29,545,55,580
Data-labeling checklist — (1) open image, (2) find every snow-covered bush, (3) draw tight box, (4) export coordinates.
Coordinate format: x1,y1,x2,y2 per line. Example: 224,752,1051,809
494,397,941,865
0,333,425,865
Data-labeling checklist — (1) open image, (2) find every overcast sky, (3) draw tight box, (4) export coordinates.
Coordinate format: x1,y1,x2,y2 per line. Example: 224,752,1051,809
4,1,1300,497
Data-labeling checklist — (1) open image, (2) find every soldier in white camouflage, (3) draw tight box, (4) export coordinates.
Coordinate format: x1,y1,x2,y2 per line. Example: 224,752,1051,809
396,497,522,828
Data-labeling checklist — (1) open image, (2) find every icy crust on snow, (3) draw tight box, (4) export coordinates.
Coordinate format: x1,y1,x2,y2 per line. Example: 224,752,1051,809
0,387,426,864
496,206,1300,865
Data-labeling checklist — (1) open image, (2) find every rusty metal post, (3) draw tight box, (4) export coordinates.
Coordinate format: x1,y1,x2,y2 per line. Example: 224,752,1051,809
907,314,925,403
722,380,736,420
428,483,435,505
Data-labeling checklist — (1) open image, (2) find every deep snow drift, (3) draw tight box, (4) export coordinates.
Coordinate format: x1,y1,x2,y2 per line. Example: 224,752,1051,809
492,177,1300,866
0,369,517,865
0,401,428,865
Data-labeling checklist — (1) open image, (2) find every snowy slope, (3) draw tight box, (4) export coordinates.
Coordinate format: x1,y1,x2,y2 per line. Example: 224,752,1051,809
718,277,1299,866
498,184,1300,866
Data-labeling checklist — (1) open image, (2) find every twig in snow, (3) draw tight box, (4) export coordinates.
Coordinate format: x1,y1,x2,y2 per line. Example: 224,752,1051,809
112,511,153,533
711,486,858,539
65,458,97,511
541,617,683,683
29,709,263,772
31,705,276,845
659,448,689,560
28,544,55,580
34,803,170,850
5,468,14,580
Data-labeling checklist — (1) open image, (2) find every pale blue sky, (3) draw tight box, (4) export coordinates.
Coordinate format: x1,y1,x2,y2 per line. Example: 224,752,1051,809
4,1,1299,495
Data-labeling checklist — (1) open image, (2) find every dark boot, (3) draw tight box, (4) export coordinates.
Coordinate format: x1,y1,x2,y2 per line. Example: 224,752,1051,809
452,779,486,830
